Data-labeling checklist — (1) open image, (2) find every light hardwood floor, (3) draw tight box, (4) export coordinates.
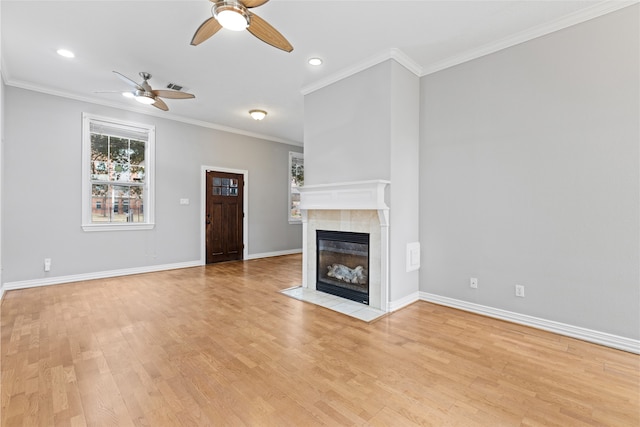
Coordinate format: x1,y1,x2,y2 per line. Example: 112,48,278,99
1,254,638,426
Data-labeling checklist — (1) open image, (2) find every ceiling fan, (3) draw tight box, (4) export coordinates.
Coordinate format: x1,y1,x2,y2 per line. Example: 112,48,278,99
191,0,293,52
104,71,195,111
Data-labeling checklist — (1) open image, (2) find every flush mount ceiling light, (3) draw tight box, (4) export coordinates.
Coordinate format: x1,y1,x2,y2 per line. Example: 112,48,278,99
214,1,250,31
249,109,267,120
308,57,323,66
56,48,75,58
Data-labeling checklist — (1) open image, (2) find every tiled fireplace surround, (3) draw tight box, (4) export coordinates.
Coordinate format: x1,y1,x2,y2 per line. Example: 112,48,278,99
299,180,390,312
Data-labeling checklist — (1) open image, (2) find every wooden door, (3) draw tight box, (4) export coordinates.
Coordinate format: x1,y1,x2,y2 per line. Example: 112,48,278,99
206,170,244,264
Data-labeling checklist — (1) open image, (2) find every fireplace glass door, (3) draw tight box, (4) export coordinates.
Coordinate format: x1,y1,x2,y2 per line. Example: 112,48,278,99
316,230,370,304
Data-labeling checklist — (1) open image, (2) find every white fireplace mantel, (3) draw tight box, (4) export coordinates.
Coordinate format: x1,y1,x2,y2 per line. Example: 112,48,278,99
299,180,391,312
298,180,390,211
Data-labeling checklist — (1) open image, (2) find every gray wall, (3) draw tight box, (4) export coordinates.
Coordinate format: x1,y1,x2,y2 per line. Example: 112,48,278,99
420,5,639,339
3,87,302,283
304,62,392,185
388,61,420,302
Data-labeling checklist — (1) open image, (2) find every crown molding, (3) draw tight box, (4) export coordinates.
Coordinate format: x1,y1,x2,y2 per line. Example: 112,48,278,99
421,0,638,76
300,48,422,96
3,78,303,147
301,0,637,92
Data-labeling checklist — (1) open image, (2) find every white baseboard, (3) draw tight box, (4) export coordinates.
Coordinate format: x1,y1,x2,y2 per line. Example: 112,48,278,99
2,252,302,293
2,260,202,292
245,248,302,260
389,291,420,312
420,292,640,354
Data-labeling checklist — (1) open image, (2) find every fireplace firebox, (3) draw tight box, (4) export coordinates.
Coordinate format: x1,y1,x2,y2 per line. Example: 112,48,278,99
316,230,370,304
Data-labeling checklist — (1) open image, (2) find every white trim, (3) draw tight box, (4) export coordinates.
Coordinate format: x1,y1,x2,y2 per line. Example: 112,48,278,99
82,223,154,232
301,48,421,95
420,292,640,354
5,80,302,147
421,1,638,76
300,2,637,94
200,166,249,264
389,291,420,312
2,260,202,292
245,248,302,260
379,210,390,313
298,180,390,211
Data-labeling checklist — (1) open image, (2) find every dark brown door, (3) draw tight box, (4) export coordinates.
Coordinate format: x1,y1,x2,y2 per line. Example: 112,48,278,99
206,170,244,264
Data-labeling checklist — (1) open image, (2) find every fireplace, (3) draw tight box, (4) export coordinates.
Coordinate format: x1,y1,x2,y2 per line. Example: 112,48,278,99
299,180,390,312
316,230,370,304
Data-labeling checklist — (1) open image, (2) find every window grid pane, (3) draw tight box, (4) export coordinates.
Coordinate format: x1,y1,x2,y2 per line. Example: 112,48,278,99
88,118,149,225
91,183,144,223
289,152,304,222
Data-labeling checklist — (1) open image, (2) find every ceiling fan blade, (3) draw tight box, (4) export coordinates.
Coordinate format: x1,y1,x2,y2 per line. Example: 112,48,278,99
247,13,293,52
152,90,195,100
113,71,143,90
191,17,223,46
243,0,269,8
152,98,169,111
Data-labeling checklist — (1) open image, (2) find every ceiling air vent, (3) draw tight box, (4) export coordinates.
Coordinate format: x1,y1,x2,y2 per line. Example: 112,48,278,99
166,83,183,91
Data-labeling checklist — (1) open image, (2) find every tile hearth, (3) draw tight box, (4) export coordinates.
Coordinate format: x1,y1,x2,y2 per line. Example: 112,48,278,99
280,286,387,322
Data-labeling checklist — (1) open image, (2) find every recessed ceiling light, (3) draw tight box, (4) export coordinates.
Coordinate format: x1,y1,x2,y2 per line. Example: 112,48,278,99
249,109,267,121
56,49,75,58
308,57,323,66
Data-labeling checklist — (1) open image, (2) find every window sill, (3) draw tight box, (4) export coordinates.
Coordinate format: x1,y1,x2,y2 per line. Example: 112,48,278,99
82,223,155,232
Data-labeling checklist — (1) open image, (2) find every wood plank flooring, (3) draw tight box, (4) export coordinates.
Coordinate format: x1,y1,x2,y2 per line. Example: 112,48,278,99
1,254,638,426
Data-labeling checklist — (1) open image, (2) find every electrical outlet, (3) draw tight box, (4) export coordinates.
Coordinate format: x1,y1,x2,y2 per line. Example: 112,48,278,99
515,284,525,297
470,277,478,289
44,258,52,272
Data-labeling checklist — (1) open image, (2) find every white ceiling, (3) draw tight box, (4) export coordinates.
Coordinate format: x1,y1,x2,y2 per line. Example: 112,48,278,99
1,0,629,145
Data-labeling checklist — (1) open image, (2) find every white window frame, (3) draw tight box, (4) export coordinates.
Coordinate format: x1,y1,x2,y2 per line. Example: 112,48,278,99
81,113,155,231
288,151,304,224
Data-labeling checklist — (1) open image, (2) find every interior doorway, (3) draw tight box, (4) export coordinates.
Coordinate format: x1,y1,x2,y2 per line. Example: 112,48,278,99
205,169,245,264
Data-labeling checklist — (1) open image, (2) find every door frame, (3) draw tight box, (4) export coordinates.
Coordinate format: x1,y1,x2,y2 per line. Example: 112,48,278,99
201,165,249,264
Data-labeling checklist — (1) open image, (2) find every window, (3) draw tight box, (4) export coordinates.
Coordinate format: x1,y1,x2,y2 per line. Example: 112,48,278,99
289,151,304,223
82,113,155,231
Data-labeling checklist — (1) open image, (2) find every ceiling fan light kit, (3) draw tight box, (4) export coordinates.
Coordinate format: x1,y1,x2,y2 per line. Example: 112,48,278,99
214,1,250,31
134,91,157,105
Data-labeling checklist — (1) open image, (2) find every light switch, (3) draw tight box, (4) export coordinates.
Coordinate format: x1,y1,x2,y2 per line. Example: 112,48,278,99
179,198,190,205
